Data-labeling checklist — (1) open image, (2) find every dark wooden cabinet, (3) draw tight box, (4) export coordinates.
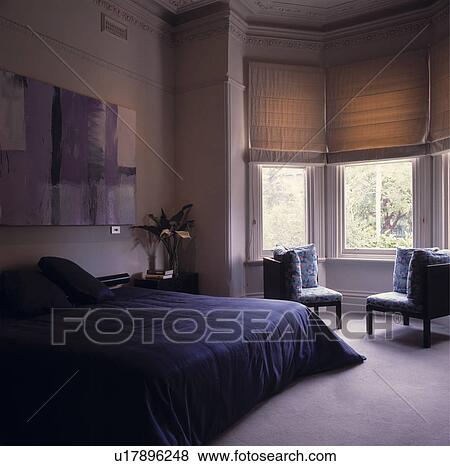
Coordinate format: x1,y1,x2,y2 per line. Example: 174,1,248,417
134,273,199,295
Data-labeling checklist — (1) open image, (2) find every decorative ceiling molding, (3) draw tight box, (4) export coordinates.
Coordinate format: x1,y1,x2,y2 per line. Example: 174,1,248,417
99,0,446,51
324,17,430,49
246,0,422,23
174,10,436,51
173,12,230,44
432,3,450,22
154,0,218,14
228,11,434,51
244,32,323,50
174,13,324,49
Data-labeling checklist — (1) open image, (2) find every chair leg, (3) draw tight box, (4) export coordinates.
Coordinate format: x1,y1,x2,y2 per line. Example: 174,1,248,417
366,309,373,336
313,305,319,315
336,302,342,330
423,319,431,348
403,315,410,326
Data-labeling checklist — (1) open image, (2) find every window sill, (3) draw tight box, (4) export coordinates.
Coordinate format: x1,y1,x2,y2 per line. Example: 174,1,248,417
245,257,328,266
327,256,395,263
245,256,394,266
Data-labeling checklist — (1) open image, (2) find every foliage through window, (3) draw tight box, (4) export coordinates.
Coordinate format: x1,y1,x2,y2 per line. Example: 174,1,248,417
262,166,307,251
344,161,413,249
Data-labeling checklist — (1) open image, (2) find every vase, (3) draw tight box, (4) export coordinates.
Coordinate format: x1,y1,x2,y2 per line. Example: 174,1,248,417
168,249,179,277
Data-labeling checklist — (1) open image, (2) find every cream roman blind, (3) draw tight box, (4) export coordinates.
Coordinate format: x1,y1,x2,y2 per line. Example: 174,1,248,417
326,49,429,153
431,38,450,141
249,62,326,154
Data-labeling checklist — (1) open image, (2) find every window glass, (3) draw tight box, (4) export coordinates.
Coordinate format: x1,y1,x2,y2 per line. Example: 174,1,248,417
262,166,307,251
344,161,413,249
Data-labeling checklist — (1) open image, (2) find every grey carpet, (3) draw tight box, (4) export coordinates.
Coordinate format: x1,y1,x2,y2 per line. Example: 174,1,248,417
213,312,450,446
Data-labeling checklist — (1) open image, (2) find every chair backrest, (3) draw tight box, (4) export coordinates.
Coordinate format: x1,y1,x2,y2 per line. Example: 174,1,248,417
263,257,285,299
426,263,450,318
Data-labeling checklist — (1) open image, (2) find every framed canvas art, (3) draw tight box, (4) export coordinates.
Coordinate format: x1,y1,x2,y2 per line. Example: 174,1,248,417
0,69,136,225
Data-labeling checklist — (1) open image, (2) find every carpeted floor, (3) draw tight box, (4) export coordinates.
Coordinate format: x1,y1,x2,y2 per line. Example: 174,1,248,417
213,312,450,446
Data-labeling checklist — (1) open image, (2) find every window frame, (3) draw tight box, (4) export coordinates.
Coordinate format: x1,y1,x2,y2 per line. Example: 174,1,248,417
337,158,417,259
432,152,450,249
248,162,313,261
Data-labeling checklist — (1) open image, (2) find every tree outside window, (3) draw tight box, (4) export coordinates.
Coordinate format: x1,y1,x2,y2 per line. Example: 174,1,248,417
262,166,307,251
344,161,413,249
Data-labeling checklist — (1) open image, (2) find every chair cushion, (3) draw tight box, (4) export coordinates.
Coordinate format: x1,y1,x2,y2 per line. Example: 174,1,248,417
367,291,422,313
406,250,450,304
281,251,302,301
296,286,342,305
294,244,318,288
273,245,287,262
393,248,415,293
393,247,438,293
274,244,318,288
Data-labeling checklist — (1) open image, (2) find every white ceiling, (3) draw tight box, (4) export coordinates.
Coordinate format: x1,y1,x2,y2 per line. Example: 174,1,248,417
154,0,433,28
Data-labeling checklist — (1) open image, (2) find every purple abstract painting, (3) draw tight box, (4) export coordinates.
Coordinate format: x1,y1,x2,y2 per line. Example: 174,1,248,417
0,69,136,225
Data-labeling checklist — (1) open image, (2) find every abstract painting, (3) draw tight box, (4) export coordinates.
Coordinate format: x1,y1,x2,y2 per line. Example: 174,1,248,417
0,69,136,225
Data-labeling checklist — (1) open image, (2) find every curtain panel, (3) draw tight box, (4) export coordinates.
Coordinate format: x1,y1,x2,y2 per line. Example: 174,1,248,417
249,62,326,153
326,49,429,153
430,37,450,141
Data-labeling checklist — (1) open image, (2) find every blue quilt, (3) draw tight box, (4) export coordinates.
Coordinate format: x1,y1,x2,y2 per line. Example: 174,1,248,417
0,287,364,445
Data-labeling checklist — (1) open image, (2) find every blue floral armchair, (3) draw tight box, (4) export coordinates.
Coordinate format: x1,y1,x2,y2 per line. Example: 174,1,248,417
263,244,342,329
366,248,450,348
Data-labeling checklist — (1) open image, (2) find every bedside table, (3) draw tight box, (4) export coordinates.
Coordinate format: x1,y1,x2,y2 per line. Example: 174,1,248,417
134,272,199,295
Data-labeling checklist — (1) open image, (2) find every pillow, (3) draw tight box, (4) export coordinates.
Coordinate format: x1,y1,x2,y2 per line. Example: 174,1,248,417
0,270,72,318
393,247,438,293
406,250,450,304
294,244,318,288
273,245,288,262
39,257,114,304
281,250,302,301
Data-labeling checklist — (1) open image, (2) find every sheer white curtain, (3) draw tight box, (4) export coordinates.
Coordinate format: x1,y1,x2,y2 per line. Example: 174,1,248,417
249,62,326,158
326,49,429,153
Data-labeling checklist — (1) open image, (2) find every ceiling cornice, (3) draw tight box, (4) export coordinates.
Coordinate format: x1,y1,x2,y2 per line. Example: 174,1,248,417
153,0,219,14
97,0,448,50
322,0,447,40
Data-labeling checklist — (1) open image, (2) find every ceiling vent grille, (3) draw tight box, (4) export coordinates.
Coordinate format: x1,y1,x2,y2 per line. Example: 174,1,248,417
101,13,128,41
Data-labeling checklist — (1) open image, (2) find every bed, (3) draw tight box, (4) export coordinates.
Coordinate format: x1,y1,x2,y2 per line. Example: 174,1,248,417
0,286,364,445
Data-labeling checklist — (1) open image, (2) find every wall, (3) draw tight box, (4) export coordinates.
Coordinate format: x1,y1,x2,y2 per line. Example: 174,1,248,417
0,0,176,276
227,30,247,297
174,17,230,295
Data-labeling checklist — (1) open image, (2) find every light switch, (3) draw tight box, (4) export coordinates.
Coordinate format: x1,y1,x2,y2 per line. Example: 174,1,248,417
111,226,121,235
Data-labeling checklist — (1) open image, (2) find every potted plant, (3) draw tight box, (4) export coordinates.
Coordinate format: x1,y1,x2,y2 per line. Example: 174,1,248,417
133,204,194,277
